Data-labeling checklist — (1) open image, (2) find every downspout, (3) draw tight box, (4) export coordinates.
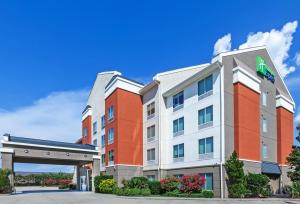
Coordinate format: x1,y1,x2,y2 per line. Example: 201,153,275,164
158,82,162,179
219,65,225,199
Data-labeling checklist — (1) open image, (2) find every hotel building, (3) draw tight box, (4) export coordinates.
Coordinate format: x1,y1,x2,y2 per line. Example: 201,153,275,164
81,46,295,197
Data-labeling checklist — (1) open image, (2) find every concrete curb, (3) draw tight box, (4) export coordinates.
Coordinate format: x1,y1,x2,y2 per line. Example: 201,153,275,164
95,193,300,201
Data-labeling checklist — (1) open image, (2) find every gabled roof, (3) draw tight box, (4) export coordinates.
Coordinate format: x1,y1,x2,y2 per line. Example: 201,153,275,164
162,61,221,97
105,75,144,89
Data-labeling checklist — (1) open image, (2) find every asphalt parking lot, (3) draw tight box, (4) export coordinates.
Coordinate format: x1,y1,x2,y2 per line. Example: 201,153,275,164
0,187,299,204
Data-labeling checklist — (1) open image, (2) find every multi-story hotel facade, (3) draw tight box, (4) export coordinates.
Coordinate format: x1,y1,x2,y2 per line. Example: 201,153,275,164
81,46,295,197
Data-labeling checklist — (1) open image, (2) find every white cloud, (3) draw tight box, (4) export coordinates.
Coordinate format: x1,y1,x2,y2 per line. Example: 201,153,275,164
213,34,231,56
0,90,88,143
295,52,300,66
213,21,298,78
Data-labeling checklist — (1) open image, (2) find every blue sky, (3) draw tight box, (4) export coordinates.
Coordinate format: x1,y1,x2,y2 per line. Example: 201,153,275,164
0,1,299,172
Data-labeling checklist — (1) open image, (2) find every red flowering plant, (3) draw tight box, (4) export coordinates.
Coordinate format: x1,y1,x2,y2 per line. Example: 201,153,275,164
160,177,180,192
178,175,206,194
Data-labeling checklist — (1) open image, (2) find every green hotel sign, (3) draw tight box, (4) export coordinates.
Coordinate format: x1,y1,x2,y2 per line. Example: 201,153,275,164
256,56,275,83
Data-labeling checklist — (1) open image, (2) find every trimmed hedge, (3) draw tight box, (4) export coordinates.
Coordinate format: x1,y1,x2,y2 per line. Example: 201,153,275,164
14,172,73,186
164,189,214,198
114,187,151,196
148,181,161,195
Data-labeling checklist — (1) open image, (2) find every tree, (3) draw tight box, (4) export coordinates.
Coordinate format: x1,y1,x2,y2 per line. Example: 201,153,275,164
225,151,247,198
287,127,300,182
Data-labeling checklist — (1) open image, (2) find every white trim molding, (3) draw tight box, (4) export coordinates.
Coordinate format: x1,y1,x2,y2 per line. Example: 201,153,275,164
1,141,100,153
105,76,144,99
82,108,92,121
0,148,14,153
233,66,261,94
93,155,102,160
276,94,295,113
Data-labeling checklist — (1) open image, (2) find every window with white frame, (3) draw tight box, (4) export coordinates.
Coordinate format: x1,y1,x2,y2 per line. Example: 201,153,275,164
147,125,155,141
198,105,213,128
173,143,184,159
263,117,267,132
147,102,155,118
199,173,213,190
108,106,114,121
83,128,88,138
198,75,213,97
108,128,114,144
199,137,213,159
173,117,184,136
93,121,97,135
147,148,155,161
101,135,106,148
263,144,268,159
173,91,184,109
101,115,106,129
262,92,267,106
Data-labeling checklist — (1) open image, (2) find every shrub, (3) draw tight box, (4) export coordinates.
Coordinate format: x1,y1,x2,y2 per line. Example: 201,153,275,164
148,180,161,195
287,182,300,198
99,179,116,193
160,177,180,192
0,169,11,194
201,190,214,198
114,187,151,196
228,183,248,198
164,189,214,198
179,175,205,194
245,173,271,197
125,177,149,189
14,172,73,186
94,174,113,193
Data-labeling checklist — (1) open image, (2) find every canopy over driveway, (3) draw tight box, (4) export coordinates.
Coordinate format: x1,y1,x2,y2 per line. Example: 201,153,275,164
0,134,101,191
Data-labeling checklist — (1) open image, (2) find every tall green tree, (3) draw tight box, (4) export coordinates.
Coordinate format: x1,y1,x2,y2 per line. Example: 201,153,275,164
287,125,300,182
225,151,247,198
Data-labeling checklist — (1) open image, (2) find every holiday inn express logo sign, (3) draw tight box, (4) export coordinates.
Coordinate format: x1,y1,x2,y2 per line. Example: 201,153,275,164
256,56,275,83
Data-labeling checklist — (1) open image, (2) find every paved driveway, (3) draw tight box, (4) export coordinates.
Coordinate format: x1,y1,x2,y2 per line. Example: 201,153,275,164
0,188,299,204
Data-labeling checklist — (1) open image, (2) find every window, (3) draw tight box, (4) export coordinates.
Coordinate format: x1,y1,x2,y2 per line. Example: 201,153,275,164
263,117,267,132
93,139,97,146
147,102,155,118
101,115,106,129
108,150,114,164
108,106,114,121
147,148,155,161
263,144,268,159
198,105,213,128
173,91,184,109
173,143,184,158
198,75,213,97
83,128,88,138
108,128,114,144
101,154,106,165
101,135,106,148
199,137,214,159
174,174,184,179
199,173,213,190
262,92,267,106
147,125,155,142
147,175,155,181
93,121,97,134
173,117,184,136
